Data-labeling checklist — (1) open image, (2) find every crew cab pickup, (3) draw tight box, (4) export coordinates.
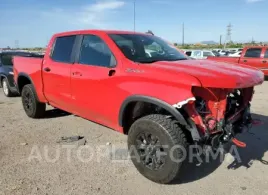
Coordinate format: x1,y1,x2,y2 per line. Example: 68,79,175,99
13,30,264,184
207,46,268,76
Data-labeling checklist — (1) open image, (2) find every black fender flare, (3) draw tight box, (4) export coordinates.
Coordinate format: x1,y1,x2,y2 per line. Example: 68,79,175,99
119,95,188,127
17,72,35,93
119,95,201,141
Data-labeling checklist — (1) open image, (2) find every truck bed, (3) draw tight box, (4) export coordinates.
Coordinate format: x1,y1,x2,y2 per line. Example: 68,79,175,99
13,56,44,95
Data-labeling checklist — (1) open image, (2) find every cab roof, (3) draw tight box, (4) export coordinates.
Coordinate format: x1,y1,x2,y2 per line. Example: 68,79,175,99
53,30,149,38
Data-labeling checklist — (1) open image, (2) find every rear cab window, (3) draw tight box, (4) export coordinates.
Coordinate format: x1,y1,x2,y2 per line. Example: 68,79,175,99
244,48,262,58
51,35,76,63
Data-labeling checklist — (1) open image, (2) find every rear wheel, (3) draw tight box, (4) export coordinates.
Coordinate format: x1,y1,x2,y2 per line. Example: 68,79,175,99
21,84,46,118
128,114,188,184
2,78,14,97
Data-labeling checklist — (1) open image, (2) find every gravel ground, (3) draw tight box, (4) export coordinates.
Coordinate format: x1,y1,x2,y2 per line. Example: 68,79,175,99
0,82,268,195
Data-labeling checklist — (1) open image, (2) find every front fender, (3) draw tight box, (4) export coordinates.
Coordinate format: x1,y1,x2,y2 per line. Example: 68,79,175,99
119,95,188,127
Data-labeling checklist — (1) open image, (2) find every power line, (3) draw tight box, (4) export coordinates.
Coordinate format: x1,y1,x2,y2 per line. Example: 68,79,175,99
133,0,136,32
182,22,184,46
15,40,19,49
224,23,232,49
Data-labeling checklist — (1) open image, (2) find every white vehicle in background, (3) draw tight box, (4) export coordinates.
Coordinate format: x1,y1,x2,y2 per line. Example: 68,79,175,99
218,50,229,55
228,51,242,57
227,48,243,53
185,50,216,59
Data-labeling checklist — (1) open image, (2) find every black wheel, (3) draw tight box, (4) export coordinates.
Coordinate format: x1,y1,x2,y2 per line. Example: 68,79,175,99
128,114,188,184
2,78,14,97
21,84,46,118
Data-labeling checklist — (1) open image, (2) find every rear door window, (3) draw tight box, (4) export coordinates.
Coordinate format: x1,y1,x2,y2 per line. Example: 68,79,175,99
244,48,262,58
51,35,76,63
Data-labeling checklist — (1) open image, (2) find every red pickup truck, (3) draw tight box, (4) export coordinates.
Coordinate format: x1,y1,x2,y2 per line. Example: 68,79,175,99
208,46,268,76
13,30,264,184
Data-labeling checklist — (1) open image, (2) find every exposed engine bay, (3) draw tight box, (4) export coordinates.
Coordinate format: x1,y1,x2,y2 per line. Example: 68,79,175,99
184,86,254,149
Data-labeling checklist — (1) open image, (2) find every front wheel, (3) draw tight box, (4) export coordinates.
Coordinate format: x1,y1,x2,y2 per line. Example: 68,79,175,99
128,114,188,184
2,78,14,97
21,84,46,118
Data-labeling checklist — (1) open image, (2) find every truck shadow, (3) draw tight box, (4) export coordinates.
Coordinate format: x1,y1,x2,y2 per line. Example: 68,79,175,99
44,108,72,119
172,113,268,185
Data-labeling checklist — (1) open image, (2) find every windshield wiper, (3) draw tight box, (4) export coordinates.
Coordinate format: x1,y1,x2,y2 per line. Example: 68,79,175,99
136,59,162,63
165,58,188,61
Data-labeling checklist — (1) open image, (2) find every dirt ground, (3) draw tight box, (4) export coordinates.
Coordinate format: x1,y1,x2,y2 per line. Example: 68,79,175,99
0,82,268,195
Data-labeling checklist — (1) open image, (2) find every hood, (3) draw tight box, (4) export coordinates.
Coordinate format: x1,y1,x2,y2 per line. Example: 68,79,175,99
147,59,264,88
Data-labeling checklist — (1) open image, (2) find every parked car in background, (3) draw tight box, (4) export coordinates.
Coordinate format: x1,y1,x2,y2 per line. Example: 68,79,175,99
207,46,268,76
228,48,243,53
217,50,229,56
185,50,215,59
13,29,264,184
228,51,242,57
212,50,221,56
0,51,43,97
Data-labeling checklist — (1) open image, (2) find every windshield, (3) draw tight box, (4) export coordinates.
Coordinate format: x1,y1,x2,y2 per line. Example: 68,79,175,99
0,52,42,66
109,34,188,63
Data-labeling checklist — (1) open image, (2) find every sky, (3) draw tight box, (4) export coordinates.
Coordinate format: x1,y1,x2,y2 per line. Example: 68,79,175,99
0,0,267,47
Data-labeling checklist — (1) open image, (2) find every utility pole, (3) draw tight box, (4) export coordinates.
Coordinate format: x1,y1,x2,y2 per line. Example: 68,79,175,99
251,37,255,45
224,23,232,49
220,35,222,46
182,22,184,46
133,0,136,32
15,40,19,49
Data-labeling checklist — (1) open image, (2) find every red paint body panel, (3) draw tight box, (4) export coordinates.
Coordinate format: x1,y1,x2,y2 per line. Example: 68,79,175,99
13,30,265,134
208,46,268,76
13,57,47,103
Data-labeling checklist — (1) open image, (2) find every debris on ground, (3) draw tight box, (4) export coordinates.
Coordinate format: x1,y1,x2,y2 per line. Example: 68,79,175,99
57,136,83,143
56,136,86,146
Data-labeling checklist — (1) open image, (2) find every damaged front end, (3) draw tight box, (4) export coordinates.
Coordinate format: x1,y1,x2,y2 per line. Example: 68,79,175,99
176,86,256,149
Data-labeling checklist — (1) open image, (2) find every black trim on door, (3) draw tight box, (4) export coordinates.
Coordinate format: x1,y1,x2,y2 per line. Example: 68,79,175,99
73,35,84,63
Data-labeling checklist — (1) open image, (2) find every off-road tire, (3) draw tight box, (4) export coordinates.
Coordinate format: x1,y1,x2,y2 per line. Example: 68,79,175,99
2,78,14,97
21,84,46,118
128,114,188,184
